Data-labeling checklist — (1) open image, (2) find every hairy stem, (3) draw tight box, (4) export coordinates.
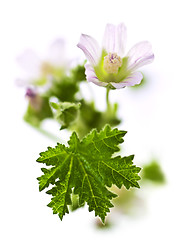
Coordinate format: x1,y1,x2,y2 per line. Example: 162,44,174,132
106,88,111,112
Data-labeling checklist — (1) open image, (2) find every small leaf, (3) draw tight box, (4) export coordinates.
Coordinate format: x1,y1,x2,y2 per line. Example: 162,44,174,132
50,102,59,110
142,160,165,184
49,76,79,102
72,100,121,139
51,101,81,129
71,64,86,82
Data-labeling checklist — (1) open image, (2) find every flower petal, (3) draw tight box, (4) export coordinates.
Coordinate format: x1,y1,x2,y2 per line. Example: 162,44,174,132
16,49,41,75
116,23,127,57
110,71,143,88
126,41,154,71
85,63,108,87
102,23,127,57
47,38,67,67
77,34,101,66
15,77,33,88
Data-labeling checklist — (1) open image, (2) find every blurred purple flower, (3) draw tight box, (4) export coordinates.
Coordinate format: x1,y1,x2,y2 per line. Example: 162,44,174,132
16,39,69,93
77,23,154,89
25,87,42,111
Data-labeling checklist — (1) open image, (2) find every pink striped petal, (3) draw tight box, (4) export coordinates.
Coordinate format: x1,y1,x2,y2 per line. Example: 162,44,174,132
85,63,108,87
127,41,154,71
110,72,143,88
77,34,101,66
102,23,127,57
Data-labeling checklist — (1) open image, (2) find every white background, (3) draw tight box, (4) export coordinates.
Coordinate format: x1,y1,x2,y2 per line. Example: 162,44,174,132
1,0,186,239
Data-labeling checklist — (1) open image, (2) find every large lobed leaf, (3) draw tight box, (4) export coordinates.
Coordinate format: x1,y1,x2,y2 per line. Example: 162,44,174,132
37,125,141,222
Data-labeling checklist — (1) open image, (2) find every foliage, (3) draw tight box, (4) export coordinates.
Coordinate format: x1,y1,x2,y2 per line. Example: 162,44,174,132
24,96,53,127
142,160,165,184
37,125,141,222
51,101,81,130
18,25,161,224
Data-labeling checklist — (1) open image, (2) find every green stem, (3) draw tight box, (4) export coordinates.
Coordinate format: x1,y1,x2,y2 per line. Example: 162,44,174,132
31,124,62,142
106,88,111,112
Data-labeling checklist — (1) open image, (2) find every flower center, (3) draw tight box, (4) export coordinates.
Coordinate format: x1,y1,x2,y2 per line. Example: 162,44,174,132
41,62,53,76
103,53,122,74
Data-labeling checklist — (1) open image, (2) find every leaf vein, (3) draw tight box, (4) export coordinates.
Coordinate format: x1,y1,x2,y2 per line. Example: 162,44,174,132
102,161,137,187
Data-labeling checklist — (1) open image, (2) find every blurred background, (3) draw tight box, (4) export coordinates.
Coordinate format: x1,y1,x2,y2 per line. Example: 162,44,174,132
1,0,186,239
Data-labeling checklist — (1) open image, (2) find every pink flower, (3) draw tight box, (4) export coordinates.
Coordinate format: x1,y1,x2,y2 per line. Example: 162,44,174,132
77,23,154,89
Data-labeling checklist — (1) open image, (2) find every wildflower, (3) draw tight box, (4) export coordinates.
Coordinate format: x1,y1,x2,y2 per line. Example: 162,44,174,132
25,88,42,111
16,38,69,93
77,23,154,89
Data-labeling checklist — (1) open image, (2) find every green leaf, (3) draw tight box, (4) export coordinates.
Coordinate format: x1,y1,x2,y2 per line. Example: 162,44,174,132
49,76,79,102
71,100,121,139
142,160,165,184
37,125,141,222
46,64,86,102
70,64,86,82
24,96,53,127
51,101,81,130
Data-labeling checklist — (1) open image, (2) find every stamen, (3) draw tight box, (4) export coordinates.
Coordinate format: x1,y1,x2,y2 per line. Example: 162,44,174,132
103,53,122,74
